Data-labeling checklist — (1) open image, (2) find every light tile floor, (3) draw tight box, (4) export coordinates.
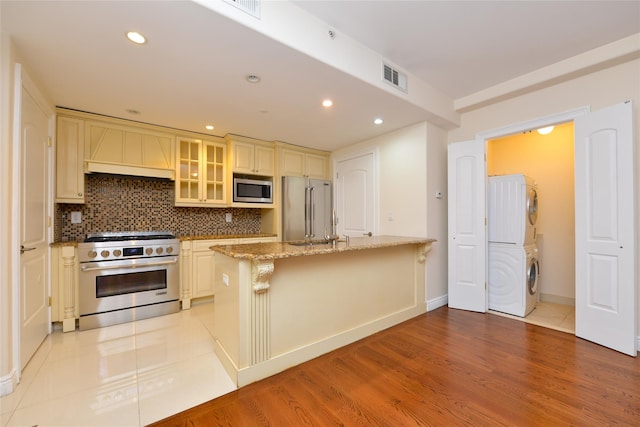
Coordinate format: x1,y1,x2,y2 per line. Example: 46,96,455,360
0,301,236,427
490,301,576,334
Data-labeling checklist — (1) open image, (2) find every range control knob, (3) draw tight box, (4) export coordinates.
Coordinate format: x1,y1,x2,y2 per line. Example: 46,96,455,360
166,246,173,254
88,250,97,259
156,247,164,254
101,250,110,258
113,249,122,257
145,247,153,255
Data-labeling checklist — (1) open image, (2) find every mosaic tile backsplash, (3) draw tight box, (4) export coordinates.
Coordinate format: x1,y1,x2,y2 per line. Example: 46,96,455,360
55,174,262,242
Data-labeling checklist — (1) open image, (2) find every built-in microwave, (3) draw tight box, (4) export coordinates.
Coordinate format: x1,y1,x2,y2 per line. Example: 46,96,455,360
233,176,273,203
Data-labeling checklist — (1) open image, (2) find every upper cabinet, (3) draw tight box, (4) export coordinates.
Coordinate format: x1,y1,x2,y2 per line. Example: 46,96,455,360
175,137,226,207
84,120,175,179
278,145,330,179
227,136,275,176
56,116,85,203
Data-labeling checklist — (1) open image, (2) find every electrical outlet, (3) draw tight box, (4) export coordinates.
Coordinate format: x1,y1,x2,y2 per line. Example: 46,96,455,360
225,213,232,223
222,273,229,287
70,211,82,224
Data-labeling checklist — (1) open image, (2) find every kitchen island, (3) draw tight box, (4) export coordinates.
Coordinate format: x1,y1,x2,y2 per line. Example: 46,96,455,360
210,235,435,387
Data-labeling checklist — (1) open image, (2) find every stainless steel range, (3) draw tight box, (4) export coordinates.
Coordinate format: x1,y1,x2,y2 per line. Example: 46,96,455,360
77,231,180,330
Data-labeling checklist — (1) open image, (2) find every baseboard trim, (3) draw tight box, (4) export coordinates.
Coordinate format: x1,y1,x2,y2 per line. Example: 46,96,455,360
0,369,17,397
539,293,575,306
427,294,448,311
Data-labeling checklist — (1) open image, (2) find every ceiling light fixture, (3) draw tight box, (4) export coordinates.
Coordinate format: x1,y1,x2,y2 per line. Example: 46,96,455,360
246,74,261,83
205,125,214,130
126,31,147,45
322,99,333,108
374,118,383,125
537,126,554,135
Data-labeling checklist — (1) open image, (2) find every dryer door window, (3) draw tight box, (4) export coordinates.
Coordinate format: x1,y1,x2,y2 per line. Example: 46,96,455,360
527,258,539,295
527,187,538,225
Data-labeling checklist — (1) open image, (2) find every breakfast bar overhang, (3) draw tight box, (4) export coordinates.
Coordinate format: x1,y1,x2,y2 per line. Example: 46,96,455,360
210,236,435,387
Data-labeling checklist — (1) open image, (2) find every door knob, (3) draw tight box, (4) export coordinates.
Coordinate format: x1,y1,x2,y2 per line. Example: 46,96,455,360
20,245,36,254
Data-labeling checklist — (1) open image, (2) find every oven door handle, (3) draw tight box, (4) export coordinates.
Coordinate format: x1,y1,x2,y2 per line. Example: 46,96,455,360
80,258,178,272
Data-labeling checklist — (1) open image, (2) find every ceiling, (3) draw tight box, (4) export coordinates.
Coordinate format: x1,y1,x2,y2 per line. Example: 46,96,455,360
2,1,639,151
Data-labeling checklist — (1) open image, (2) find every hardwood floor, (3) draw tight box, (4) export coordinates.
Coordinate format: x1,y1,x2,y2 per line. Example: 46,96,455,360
150,307,640,426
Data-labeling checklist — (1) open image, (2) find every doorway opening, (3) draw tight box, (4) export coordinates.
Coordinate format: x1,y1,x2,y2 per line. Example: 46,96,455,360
486,122,575,333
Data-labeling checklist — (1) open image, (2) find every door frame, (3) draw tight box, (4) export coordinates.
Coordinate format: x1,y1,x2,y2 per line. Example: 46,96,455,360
11,63,54,382
471,106,590,312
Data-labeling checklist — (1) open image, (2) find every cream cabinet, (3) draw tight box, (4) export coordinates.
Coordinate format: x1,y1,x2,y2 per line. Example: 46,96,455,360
50,245,79,332
84,120,175,179
180,237,276,308
175,137,227,206
56,116,85,203
279,146,329,179
181,238,236,307
228,139,275,176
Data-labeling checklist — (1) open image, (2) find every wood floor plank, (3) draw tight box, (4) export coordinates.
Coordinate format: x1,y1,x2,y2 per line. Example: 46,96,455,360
149,307,640,427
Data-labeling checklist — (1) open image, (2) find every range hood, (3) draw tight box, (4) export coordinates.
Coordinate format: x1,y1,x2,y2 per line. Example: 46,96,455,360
85,161,174,180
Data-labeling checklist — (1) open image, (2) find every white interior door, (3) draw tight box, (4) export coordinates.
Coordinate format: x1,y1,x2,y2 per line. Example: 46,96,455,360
335,152,375,237
447,140,487,312
574,101,636,356
18,69,51,369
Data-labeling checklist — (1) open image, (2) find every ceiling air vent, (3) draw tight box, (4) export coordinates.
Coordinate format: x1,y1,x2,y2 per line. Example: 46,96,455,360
382,63,407,93
223,0,261,18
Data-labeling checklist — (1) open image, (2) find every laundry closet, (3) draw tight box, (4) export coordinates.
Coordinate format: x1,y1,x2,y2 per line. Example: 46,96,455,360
487,122,575,319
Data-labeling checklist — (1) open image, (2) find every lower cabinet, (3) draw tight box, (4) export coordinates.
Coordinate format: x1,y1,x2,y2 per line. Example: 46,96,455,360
50,245,79,332
180,236,276,309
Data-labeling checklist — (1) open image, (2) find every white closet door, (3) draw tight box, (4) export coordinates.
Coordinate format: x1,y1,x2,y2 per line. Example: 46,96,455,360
575,101,636,356
447,140,487,312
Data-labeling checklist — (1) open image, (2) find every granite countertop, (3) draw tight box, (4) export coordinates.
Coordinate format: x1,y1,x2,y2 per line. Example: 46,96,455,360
210,235,436,261
178,233,277,242
50,233,277,248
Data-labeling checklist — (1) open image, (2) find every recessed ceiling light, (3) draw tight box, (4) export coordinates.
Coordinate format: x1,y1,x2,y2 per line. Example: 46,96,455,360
126,31,147,44
322,99,333,108
374,118,383,125
205,125,214,130
246,74,261,83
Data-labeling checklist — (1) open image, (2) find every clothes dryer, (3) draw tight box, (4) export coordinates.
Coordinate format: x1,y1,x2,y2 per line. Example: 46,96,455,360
488,243,539,317
488,174,538,245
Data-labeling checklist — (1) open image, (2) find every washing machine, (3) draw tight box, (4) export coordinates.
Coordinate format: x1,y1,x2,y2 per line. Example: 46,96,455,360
488,243,539,317
488,174,538,245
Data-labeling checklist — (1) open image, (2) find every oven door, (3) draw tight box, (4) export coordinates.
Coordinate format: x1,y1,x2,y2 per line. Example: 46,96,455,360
79,256,179,317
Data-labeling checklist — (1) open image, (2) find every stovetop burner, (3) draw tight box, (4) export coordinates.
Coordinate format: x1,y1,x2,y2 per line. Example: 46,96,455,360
84,231,176,243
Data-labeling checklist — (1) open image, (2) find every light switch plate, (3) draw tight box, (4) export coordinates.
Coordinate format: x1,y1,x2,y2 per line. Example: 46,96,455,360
225,213,232,223
70,211,82,224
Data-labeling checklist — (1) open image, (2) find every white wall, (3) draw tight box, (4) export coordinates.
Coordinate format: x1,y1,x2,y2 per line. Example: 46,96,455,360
449,58,640,333
332,121,449,308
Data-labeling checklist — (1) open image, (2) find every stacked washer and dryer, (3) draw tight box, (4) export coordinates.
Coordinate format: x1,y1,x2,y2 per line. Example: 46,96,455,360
488,174,540,317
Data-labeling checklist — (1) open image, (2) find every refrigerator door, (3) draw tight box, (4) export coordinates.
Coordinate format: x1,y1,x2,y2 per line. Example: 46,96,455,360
309,179,332,240
282,176,307,241
282,177,332,241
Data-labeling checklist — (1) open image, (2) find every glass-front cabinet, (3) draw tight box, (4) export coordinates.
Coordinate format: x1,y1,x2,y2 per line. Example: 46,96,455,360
176,137,226,206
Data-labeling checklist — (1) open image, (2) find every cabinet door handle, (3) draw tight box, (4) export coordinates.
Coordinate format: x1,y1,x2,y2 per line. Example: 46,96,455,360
20,245,36,254
363,232,372,237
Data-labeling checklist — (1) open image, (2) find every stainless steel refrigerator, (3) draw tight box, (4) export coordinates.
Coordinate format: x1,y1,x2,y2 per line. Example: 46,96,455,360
281,176,333,241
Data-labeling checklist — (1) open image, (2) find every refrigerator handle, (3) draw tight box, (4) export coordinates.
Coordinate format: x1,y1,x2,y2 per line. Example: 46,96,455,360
304,186,310,238
309,186,315,237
